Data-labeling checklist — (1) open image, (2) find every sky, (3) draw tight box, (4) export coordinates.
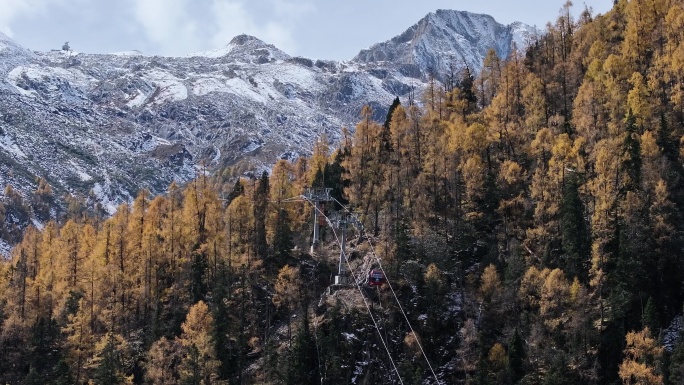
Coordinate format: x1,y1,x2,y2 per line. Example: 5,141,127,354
1,0,615,60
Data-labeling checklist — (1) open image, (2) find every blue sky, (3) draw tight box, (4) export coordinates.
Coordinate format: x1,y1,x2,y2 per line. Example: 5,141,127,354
1,0,614,60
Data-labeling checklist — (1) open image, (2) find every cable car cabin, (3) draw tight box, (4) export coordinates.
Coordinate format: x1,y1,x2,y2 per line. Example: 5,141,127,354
369,269,386,287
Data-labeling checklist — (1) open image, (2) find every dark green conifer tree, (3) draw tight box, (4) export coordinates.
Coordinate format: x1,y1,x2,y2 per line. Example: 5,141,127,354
254,171,270,260
324,152,347,207
92,334,128,385
311,168,324,188
226,178,244,205
51,360,73,385
381,97,400,155
622,110,642,193
190,251,208,303
457,65,478,118
23,367,41,385
212,264,235,381
272,208,294,263
508,328,525,383
541,354,578,385
560,172,589,282
286,312,318,385
642,296,660,332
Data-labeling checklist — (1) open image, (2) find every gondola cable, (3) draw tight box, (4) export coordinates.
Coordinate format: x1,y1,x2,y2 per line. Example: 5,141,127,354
332,198,443,385
300,196,405,385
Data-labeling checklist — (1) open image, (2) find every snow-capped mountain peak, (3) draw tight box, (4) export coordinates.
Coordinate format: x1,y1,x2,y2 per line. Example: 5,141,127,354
189,34,290,62
353,9,536,77
0,10,534,226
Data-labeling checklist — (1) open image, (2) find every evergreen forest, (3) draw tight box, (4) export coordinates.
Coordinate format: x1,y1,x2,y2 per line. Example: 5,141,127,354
5,0,684,383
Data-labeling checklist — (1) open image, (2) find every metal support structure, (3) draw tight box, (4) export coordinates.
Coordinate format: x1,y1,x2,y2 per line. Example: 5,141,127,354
332,212,362,286
303,187,333,254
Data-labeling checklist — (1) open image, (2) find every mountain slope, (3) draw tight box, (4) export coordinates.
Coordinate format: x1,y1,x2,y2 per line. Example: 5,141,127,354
353,10,536,77
0,10,533,227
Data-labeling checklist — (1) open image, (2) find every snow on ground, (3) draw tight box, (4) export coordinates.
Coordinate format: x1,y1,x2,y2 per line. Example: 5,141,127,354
242,140,262,153
188,44,235,58
138,134,171,152
225,77,266,104
351,361,368,384
7,64,98,94
341,61,360,73
192,77,231,96
6,67,38,97
92,181,119,215
69,160,93,181
31,219,45,231
143,69,188,105
365,73,394,101
0,134,27,158
110,50,143,56
510,22,538,51
0,239,10,259
261,62,323,92
211,145,221,163
126,90,148,108
664,315,683,352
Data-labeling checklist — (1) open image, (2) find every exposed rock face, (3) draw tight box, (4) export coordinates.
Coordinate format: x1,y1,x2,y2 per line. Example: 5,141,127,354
0,11,533,216
353,10,536,78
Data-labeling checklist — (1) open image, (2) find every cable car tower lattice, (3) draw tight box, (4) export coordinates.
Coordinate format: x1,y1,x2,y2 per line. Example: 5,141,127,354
303,187,333,253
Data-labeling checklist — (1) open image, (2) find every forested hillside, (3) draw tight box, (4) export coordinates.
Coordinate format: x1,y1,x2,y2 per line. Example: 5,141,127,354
4,0,684,384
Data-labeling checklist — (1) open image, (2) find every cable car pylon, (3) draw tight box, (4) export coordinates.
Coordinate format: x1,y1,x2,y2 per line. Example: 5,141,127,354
303,187,333,254
330,197,443,385
301,198,405,384
330,212,362,286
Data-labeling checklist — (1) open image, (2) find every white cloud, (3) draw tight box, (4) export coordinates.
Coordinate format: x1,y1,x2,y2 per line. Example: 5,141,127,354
210,0,314,54
131,0,201,56
0,0,59,37
128,0,314,56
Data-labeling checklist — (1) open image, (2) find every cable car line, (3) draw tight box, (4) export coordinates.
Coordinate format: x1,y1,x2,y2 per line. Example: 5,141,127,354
330,197,443,385
300,195,406,385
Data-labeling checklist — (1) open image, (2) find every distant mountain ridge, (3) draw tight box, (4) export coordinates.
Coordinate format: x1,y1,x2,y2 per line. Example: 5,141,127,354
354,10,535,77
0,10,534,238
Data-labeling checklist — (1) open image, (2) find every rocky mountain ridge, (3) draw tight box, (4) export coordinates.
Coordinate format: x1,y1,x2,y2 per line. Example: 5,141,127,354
0,10,534,237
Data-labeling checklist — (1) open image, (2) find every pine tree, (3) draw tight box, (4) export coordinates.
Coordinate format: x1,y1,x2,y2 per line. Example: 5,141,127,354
253,171,270,261
272,208,294,264
177,301,222,385
560,172,589,282
508,328,525,383
286,311,319,385
62,299,94,384
225,178,244,206
88,333,133,385
456,65,478,119
381,97,400,155
642,297,660,333
622,110,642,192
542,354,578,385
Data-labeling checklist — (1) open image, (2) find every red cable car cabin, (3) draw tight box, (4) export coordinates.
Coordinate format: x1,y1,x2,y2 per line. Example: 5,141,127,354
369,269,386,287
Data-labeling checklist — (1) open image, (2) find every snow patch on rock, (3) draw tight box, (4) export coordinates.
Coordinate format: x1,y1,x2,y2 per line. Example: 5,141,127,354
144,69,188,105
0,238,11,259
0,134,27,158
